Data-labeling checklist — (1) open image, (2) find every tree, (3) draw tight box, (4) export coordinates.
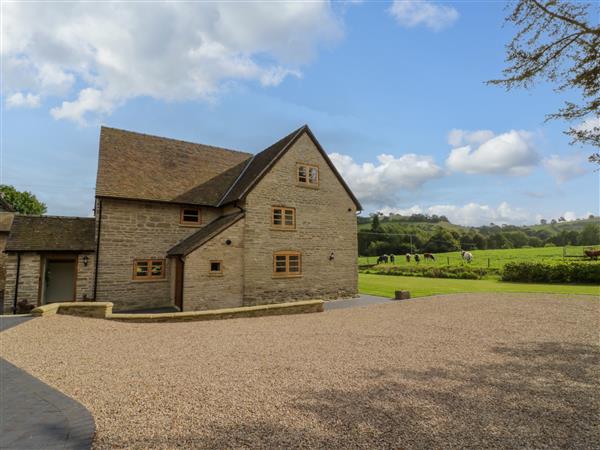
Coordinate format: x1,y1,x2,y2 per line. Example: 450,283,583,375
580,223,600,245
0,185,46,215
489,0,600,163
371,214,383,233
540,218,547,225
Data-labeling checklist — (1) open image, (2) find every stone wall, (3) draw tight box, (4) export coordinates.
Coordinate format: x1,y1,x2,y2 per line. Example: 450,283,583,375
95,198,221,310
75,253,95,301
3,253,40,313
0,212,14,305
183,217,245,311
241,132,358,305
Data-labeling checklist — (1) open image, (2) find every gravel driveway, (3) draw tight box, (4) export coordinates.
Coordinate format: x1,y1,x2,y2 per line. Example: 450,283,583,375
1,293,598,449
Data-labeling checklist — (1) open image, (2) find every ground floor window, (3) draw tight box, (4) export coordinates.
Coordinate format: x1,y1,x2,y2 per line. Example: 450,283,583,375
273,251,302,277
133,259,165,280
209,260,223,275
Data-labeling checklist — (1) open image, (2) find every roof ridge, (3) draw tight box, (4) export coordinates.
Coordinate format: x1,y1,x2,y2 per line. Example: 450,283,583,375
100,126,252,157
13,215,95,220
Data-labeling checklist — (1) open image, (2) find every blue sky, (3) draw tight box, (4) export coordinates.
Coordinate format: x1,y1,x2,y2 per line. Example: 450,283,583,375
2,1,598,225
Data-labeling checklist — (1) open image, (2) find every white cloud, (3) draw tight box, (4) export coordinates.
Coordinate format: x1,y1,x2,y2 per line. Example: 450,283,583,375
329,152,443,205
446,129,539,175
381,201,533,226
389,0,459,31
5,92,41,108
50,88,115,125
543,153,587,183
2,2,342,123
575,116,600,133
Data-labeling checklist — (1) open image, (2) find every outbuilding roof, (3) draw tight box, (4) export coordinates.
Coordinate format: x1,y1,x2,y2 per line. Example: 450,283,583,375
167,212,244,256
5,216,96,252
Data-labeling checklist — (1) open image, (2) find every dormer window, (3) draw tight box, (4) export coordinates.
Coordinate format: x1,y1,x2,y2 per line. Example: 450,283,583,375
180,207,201,225
297,164,319,187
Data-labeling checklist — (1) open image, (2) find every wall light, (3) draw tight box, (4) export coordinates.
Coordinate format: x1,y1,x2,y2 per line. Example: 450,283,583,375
82,255,89,267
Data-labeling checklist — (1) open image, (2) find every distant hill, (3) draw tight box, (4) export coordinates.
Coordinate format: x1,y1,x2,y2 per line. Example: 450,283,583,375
358,215,599,235
356,214,600,255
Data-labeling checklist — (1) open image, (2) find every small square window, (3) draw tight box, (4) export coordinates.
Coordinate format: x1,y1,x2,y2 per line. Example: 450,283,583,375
180,207,201,225
209,260,223,275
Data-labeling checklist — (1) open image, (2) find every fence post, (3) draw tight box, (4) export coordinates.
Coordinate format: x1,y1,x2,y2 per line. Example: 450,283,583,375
447,256,450,265
488,258,490,268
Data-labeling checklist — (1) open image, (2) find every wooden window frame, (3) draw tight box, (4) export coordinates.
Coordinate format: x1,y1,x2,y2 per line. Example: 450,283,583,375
209,260,223,276
271,206,296,230
272,251,302,278
296,163,319,188
132,259,166,281
180,206,202,226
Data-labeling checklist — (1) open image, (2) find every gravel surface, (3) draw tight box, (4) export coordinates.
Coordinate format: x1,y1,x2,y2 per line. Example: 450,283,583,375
1,293,599,449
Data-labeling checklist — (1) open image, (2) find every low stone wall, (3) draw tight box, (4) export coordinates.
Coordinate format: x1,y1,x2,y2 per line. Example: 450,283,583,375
31,300,324,322
32,302,114,318
108,300,324,323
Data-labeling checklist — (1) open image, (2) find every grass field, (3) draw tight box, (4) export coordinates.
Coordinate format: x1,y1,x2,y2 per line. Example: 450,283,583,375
359,273,599,298
358,245,597,269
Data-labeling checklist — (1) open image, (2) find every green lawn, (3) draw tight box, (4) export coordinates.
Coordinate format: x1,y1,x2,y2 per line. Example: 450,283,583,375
359,245,597,269
359,273,600,298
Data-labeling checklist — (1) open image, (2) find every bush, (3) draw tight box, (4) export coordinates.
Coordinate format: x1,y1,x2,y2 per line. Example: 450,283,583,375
502,261,600,284
362,264,495,280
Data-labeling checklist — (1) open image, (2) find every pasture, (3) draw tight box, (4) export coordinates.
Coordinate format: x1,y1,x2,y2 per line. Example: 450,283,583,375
359,273,600,298
358,245,597,269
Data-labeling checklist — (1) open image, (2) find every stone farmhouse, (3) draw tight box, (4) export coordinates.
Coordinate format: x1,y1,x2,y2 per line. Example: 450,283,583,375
3,125,361,313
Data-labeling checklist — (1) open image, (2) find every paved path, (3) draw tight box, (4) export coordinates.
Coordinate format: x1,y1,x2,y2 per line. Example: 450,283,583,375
1,317,95,450
325,294,392,311
0,315,33,332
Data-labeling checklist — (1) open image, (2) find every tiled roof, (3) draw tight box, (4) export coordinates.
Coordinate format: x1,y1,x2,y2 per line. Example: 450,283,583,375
5,216,96,252
218,125,362,209
167,212,244,256
218,126,306,205
95,125,362,210
95,127,251,203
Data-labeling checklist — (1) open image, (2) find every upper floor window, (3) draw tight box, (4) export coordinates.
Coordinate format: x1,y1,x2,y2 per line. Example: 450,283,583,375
133,259,165,281
297,164,319,187
273,251,302,277
272,206,295,230
180,206,201,225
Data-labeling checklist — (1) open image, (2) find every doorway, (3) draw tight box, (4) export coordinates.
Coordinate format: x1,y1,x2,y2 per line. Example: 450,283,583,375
43,258,77,303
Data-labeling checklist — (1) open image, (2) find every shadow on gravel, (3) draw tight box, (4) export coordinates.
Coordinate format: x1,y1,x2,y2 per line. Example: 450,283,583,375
106,342,600,449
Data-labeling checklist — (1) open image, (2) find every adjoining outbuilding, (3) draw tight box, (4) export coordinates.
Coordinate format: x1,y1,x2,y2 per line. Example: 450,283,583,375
3,216,95,313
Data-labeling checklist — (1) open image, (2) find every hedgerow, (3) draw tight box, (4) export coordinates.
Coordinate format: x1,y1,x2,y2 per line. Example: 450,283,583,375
501,261,600,284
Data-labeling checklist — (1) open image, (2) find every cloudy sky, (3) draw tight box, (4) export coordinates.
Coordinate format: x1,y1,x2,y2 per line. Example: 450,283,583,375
2,1,598,226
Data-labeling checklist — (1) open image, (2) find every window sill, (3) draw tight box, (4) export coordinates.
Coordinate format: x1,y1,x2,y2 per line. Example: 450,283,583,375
131,278,168,283
272,274,303,279
270,227,297,232
208,272,224,277
179,223,202,228
296,183,319,190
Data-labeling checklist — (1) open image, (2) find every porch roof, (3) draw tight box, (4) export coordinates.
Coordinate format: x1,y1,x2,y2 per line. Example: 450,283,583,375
167,212,244,257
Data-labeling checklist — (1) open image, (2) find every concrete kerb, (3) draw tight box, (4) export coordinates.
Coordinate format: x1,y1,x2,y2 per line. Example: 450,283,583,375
31,300,324,322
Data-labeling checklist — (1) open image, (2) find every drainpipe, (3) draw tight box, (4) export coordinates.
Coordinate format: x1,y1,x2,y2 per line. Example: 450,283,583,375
92,198,103,300
12,253,21,314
